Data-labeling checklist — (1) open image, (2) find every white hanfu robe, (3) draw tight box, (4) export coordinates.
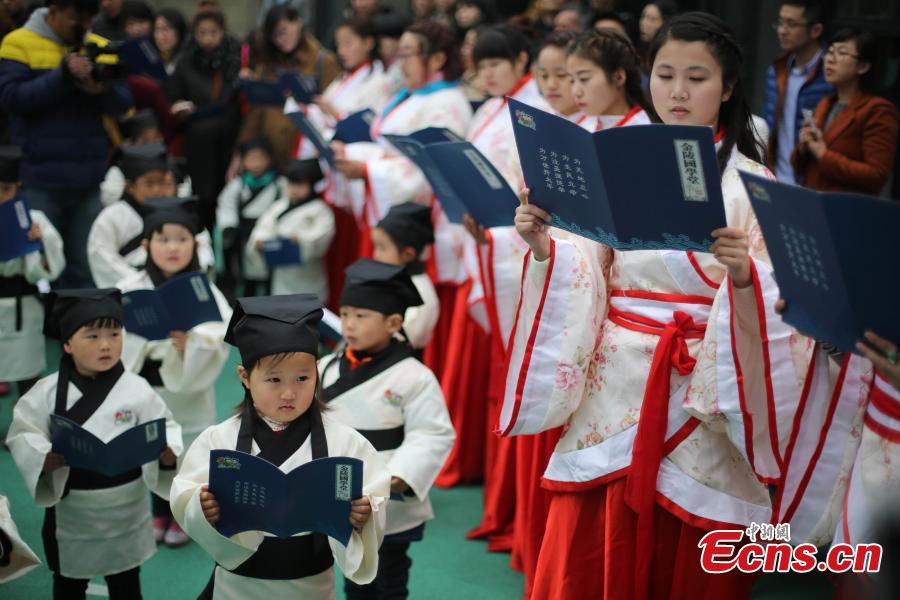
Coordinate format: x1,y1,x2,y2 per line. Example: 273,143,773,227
0,495,41,583
117,269,232,450
291,61,398,160
87,197,215,288
216,176,289,282
246,196,335,301
0,209,64,380
320,344,455,536
170,413,391,600
7,369,183,579
403,271,440,351
501,147,812,529
775,351,900,552
335,79,472,229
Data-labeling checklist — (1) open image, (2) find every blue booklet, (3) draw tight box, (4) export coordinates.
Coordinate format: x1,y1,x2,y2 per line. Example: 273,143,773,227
286,111,336,170
277,71,319,105
240,79,289,107
121,37,167,80
262,237,303,268
121,272,222,341
208,450,363,545
49,414,166,477
332,109,375,144
739,172,900,353
0,196,41,261
384,128,517,227
508,98,726,251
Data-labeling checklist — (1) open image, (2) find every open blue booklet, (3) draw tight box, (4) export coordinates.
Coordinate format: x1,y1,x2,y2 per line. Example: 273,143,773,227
261,237,303,268
121,272,222,341
739,172,900,353
331,109,375,144
0,196,41,261
240,73,319,107
319,307,343,344
384,128,518,227
508,98,727,251
209,450,363,545
286,111,336,170
49,414,166,477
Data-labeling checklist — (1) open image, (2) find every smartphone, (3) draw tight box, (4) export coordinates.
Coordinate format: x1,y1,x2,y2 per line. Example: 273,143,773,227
801,108,815,128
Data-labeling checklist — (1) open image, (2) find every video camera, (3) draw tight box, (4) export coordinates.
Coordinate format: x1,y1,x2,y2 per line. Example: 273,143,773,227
75,33,128,81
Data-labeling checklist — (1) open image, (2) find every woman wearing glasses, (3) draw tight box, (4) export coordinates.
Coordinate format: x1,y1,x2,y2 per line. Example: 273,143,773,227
792,28,898,195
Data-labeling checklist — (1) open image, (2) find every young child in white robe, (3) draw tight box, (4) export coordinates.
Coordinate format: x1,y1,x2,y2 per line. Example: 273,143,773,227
170,294,391,600
321,259,455,599
87,143,215,288
7,288,183,599
0,145,65,414
100,110,167,208
216,138,288,300
247,159,335,301
370,202,440,353
115,197,232,547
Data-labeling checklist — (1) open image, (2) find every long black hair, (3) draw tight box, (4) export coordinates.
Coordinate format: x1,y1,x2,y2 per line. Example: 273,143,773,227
568,28,648,112
646,12,765,171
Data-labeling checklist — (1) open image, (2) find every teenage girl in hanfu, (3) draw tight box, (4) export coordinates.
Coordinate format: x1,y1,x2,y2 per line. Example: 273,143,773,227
508,13,811,599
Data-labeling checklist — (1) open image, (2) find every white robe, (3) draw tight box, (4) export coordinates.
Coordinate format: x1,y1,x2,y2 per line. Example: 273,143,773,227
246,197,335,301
0,495,41,583
775,353,900,552
336,82,473,228
404,273,440,351
0,209,65,380
117,269,232,449
319,353,455,535
291,61,398,161
501,148,812,528
216,177,289,282
87,199,215,289
7,370,183,578
170,413,391,600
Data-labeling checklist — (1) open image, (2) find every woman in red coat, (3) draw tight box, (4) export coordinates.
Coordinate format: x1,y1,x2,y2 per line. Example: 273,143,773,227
792,28,898,195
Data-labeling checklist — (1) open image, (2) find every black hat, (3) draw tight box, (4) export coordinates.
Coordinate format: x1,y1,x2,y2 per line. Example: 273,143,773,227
43,288,123,342
120,143,168,181
284,158,323,185
0,145,22,183
120,109,160,141
340,259,424,316
141,196,201,238
376,202,434,255
224,294,324,367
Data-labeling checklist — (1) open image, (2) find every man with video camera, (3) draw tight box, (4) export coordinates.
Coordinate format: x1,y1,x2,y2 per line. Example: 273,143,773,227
0,0,132,288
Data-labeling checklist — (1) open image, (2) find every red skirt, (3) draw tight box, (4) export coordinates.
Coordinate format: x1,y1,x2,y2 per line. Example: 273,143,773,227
323,205,362,313
510,427,563,595
434,281,491,487
467,351,517,551
531,478,757,600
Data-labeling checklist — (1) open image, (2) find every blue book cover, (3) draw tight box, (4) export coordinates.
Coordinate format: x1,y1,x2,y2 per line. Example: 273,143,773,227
49,415,166,477
240,79,288,107
209,450,363,545
121,37,167,80
0,197,41,261
286,111,336,170
384,128,517,227
740,172,900,353
277,71,319,105
262,237,303,268
384,132,466,224
332,109,375,144
121,272,222,340
508,98,726,251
